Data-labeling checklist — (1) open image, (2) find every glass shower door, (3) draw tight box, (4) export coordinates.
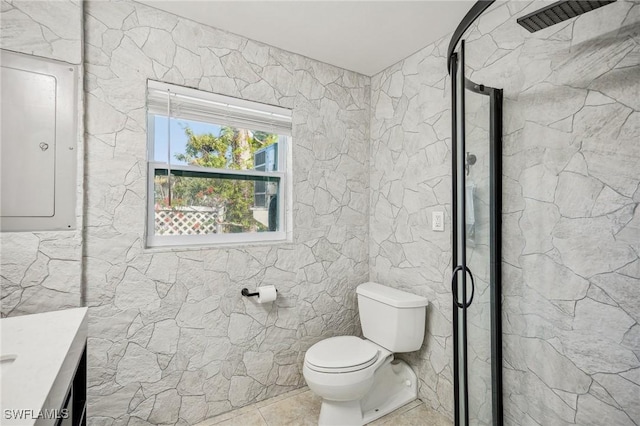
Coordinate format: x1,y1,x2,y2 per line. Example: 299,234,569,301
465,68,495,426
451,40,503,426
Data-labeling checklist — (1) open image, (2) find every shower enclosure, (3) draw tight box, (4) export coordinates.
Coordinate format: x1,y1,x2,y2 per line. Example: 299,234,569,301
447,0,639,425
449,19,504,426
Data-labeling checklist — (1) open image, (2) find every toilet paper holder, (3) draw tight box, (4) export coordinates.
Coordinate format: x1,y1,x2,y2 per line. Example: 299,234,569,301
241,287,278,297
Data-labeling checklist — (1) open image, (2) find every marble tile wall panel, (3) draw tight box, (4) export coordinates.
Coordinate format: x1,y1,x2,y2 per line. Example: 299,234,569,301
82,1,370,424
0,0,84,317
371,0,640,423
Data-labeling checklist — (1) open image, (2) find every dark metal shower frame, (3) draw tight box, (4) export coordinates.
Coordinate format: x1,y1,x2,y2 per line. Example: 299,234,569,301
449,7,504,425
451,49,504,426
447,1,496,75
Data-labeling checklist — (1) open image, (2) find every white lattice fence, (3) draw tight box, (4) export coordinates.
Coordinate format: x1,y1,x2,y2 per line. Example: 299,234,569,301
155,207,222,235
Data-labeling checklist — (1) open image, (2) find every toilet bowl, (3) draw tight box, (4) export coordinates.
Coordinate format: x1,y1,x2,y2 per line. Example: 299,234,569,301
303,282,428,426
304,336,391,402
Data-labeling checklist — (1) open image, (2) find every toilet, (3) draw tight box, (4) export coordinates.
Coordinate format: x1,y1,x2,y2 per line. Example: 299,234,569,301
303,282,428,425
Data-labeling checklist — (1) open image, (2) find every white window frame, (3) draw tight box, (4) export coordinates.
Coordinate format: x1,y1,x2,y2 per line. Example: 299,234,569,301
145,80,292,248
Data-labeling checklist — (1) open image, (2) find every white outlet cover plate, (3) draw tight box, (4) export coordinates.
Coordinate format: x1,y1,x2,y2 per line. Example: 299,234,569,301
432,211,445,231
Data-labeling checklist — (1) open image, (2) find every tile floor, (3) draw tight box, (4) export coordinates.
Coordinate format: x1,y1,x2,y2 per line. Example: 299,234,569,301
196,387,453,426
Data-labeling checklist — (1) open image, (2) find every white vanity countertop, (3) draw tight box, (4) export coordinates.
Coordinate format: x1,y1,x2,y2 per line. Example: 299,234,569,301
0,308,88,426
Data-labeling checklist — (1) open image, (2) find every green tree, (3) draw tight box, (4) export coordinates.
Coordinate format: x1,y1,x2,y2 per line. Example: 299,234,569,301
168,125,277,233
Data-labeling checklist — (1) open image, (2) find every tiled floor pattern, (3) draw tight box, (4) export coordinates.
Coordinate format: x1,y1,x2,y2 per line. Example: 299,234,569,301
196,387,453,426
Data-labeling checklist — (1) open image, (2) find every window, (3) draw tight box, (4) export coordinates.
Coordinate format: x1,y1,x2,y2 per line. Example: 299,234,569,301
146,80,292,247
253,144,278,208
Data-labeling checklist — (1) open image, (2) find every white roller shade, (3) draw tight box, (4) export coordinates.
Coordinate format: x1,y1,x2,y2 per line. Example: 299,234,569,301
147,80,292,136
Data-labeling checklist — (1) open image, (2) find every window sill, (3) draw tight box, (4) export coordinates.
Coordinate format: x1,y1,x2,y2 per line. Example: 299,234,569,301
142,236,293,254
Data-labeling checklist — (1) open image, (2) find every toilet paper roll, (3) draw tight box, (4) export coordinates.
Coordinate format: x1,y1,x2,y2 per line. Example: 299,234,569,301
256,285,277,304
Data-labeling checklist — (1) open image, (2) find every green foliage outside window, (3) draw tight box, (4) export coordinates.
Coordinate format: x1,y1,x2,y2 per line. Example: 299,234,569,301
156,125,278,233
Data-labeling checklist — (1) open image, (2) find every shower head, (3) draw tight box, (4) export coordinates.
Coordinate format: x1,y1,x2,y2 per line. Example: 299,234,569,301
517,0,616,33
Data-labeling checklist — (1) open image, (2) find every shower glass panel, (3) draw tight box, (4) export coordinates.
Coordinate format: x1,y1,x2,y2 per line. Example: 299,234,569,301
465,76,494,426
451,39,503,426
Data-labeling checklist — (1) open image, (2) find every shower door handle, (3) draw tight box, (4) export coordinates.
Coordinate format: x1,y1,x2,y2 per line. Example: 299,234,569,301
451,265,475,308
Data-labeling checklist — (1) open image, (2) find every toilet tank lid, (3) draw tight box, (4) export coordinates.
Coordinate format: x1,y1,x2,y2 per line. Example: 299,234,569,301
356,282,428,308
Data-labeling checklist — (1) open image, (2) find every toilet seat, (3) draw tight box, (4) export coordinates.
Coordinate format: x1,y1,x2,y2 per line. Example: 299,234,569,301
305,336,379,373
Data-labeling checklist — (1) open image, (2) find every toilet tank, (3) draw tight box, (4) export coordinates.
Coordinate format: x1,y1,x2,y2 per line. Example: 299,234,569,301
356,282,428,352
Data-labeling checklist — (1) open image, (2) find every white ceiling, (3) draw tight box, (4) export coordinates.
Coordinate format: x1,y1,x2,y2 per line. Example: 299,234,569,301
137,1,474,76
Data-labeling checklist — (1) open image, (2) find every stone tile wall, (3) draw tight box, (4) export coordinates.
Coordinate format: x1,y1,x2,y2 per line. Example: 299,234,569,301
370,0,640,424
0,0,82,64
0,0,84,317
369,33,455,417
82,0,369,424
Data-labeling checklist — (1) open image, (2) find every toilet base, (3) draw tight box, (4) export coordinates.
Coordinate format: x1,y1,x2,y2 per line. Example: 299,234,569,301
317,359,418,426
319,400,362,426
